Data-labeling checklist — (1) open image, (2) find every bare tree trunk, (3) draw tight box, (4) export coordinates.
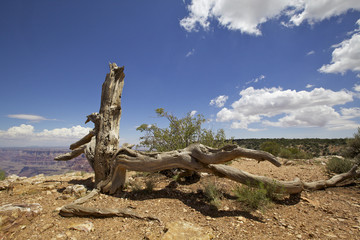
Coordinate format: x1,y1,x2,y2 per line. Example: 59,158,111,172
55,63,125,186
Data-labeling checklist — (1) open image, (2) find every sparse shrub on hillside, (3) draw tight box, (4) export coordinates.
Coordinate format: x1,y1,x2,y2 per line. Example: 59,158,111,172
260,141,281,156
278,148,292,159
342,128,360,163
326,157,353,174
203,182,223,209
234,182,283,212
145,179,156,192
261,142,312,159
0,168,6,181
234,183,270,212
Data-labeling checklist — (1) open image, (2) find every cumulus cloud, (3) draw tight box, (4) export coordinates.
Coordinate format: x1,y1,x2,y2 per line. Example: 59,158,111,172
210,95,229,108
290,1,360,26
180,0,360,35
216,86,357,131
305,84,314,88
0,124,92,147
7,114,52,122
319,19,360,75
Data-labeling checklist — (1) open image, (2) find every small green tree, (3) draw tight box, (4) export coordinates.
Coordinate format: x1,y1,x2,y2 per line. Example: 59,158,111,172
136,108,229,152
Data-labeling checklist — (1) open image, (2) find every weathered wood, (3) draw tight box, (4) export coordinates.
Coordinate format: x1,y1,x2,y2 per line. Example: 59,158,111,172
60,204,160,222
303,164,359,190
54,145,86,161
69,131,94,150
54,63,359,198
98,143,358,195
93,63,125,184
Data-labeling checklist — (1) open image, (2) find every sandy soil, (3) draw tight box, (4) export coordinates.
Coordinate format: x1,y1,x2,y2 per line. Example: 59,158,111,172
1,157,359,240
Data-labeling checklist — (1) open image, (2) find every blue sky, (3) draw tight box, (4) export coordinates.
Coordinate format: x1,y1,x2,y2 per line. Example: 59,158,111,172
1,0,360,147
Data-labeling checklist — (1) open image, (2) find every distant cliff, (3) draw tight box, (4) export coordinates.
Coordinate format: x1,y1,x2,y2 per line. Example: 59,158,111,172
0,148,93,177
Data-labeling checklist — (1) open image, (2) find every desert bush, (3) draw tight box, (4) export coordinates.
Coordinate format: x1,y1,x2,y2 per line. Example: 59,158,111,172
0,169,6,181
137,108,230,152
145,179,156,192
278,148,292,159
234,183,271,212
203,182,223,209
233,181,283,212
261,141,311,159
260,141,281,156
326,157,353,174
342,127,360,163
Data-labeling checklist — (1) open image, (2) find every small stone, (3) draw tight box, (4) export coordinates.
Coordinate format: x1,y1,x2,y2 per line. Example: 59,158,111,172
69,221,94,233
162,221,213,240
296,234,302,239
223,206,230,211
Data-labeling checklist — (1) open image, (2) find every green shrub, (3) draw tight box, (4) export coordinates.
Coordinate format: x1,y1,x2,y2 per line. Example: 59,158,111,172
278,147,312,159
137,108,230,152
145,179,156,192
260,141,281,156
342,128,360,163
278,148,292,159
234,183,271,212
326,157,353,174
0,169,6,181
203,182,223,208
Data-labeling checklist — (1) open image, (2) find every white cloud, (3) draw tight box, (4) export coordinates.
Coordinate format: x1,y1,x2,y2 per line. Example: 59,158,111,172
216,86,357,131
180,0,360,35
190,110,197,117
186,48,195,57
7,114,52,122
290,1,360,26
0,125,92,147
319,20,360,74
306,50,315,56
354,84,360,92
246,75,265,85
210,95,229,108
305,84,314,88
341,107,360,118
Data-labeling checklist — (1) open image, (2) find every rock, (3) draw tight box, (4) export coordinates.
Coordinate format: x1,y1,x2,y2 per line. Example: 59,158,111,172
324,233,338,238
236,216,246,222
0,181,12,191
6,174,21,182
162,221,213,240
0,203,42,237
57,195,71,200
63,184,87,197
69,221,94,233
